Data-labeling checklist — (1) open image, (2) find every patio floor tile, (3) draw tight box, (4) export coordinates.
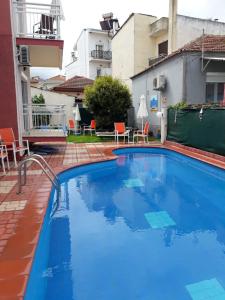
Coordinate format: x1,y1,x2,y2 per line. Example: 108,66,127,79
0,200,27,212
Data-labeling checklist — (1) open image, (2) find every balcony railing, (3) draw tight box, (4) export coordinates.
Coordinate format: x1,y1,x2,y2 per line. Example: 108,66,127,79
90,50,112,60
13,1,63,39
148,54,167,67
23,104,67,136
149,17,168,37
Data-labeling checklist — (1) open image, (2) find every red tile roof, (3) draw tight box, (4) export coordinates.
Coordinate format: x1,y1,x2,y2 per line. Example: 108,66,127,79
53,76,94,92
132,35,225,79
47,75,66,81
177,34,225,52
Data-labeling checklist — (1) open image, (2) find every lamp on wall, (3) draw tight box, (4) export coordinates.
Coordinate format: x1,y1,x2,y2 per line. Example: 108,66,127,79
156,111,163,118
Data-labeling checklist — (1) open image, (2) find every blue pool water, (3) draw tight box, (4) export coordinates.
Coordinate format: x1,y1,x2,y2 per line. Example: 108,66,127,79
25,148,225,300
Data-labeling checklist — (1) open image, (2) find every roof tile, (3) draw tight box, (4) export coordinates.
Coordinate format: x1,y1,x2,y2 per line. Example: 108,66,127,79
53,76,94,92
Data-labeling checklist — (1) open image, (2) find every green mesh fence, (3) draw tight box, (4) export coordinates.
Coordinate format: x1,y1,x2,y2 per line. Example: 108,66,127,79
167,108,225,155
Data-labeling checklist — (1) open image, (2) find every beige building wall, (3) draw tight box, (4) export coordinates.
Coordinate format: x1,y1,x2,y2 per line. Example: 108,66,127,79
112,14,157,90
112,15,135,90
133,14,156,75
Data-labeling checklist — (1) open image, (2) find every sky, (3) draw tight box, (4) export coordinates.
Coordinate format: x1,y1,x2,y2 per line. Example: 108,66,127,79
31,0,225,79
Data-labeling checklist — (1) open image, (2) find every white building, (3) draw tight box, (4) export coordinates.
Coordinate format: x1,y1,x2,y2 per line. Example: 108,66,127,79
66,13,119,80
66,28,112,80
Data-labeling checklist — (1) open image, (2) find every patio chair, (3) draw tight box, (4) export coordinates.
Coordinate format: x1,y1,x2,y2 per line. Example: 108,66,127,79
0,144,9,174
133,121,150,143
33,14,55,38
83,120,96,136
0,128,30,167
114,122,130,144
68,119,81,135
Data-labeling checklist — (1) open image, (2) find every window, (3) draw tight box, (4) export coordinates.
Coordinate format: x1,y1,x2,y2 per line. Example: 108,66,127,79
206,83,225,103
97,68,101,77
158,41,168,57
95,45,103,59
96,45,103,51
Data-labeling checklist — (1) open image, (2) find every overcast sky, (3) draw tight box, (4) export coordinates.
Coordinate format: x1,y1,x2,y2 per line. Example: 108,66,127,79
31,0,225,79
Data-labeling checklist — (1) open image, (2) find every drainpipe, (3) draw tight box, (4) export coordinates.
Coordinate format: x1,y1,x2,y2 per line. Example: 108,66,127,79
168,0,177,54
182,54,187,101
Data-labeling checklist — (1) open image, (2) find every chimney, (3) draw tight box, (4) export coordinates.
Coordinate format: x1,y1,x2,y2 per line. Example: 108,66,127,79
168,0,178,54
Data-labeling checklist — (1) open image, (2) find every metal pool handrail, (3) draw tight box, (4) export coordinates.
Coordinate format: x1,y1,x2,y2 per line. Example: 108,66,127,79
17,154,60,194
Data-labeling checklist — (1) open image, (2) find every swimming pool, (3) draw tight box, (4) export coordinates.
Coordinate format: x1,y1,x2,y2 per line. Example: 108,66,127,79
25,148,225,300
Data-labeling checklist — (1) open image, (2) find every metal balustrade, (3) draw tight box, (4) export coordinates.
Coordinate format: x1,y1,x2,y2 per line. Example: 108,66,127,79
23,104,67,136
12,1,62,39
90,50,112,60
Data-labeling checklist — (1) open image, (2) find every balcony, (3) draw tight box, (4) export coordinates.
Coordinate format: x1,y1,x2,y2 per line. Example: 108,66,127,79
13,1,64,68
149,17,168,37
148,54,167,67
23,104,67,141
13,1,63,39
90,50,112,61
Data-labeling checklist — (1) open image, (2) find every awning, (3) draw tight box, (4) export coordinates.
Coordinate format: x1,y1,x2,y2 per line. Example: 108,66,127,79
201,56,225,72
203,57,225,61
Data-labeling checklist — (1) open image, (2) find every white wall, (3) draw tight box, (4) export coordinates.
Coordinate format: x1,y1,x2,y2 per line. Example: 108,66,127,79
176,15,225,48
88,30,111,54
65,30,88,79
65,29,112,80
31,87,75,124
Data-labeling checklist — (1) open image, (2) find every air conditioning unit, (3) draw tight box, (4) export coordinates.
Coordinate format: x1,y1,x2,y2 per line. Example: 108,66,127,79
19,46,30,66
153,75,166,91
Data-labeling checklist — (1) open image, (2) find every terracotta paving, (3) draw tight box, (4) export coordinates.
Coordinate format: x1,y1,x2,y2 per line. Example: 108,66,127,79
0,140,225,299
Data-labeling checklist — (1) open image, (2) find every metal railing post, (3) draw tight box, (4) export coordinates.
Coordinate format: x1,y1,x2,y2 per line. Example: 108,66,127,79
17,154,60,194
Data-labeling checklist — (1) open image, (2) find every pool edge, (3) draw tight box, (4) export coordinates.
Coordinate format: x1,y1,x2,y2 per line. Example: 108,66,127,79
1,142,225,299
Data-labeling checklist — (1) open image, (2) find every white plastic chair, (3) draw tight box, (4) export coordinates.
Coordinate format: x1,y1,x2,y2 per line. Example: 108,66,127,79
0,145,10,174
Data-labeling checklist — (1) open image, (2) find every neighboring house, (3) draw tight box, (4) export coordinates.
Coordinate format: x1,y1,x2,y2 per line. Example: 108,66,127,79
112,13,157,90
31,87,75,123
52,76,94,105
41,75,66,90
30,76,44,88
131,35,225,134
0,0,64,142
112,0,225,89
65,13,119,80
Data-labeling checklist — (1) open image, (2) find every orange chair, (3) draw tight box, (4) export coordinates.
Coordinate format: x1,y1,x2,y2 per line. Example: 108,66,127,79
68,119,80,135
133,121,150,143
0,128,30,167
114,122,130,144
83,120,96,136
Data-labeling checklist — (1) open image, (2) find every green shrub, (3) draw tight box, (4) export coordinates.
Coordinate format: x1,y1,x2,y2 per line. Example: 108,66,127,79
32,93,45,104
84,76,131,129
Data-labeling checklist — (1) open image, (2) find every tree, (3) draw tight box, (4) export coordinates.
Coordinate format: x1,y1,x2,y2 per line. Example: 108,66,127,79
32,93,45,104
84,76,131,129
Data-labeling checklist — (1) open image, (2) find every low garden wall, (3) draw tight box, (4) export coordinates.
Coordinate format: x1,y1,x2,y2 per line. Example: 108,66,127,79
167,108,225,155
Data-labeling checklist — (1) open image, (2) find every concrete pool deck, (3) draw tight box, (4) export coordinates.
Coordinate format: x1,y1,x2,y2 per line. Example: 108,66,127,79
0,140,225,299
